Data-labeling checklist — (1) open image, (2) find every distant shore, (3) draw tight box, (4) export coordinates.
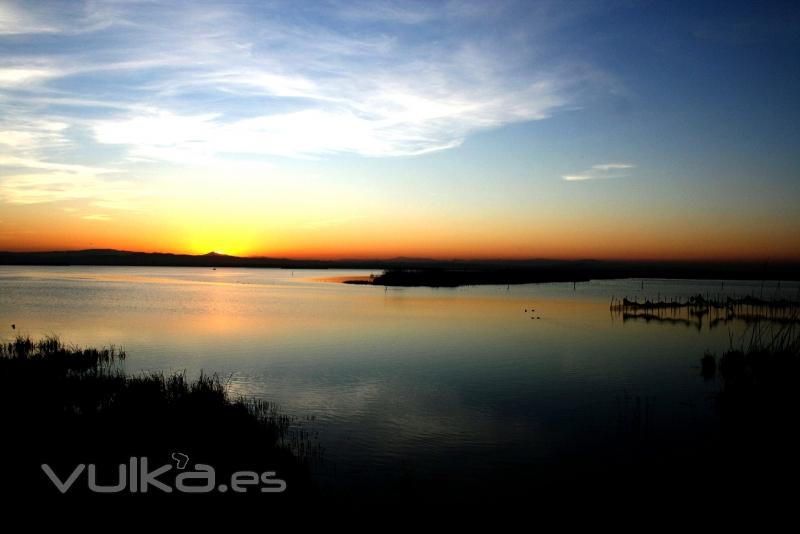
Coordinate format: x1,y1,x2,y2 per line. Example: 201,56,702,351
1,249,798,287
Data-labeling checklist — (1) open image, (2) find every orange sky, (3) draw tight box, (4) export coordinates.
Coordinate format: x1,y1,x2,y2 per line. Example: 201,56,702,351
2,197,798,261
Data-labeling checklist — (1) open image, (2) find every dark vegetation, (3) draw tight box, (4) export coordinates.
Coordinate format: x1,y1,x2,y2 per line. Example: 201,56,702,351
350,262,799,287
705,318,800,436
698,317,800,501
0,337,314,506
354,267,594,286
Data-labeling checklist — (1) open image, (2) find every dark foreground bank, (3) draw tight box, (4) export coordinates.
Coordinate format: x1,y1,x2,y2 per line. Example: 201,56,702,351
0,337,314,507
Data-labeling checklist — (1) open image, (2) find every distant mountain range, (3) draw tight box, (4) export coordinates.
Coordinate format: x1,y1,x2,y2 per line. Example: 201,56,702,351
0,249,797,281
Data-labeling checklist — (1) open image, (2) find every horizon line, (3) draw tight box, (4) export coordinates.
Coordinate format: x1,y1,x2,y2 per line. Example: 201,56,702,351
1,247,798,265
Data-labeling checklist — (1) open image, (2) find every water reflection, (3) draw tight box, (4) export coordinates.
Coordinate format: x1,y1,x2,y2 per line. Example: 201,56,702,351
1,266,798,499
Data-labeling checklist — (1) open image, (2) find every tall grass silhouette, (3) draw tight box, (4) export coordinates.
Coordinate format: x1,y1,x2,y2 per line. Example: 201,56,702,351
0,336,314,503
701,316,800,499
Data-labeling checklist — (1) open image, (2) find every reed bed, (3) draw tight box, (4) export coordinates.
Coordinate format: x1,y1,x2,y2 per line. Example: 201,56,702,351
0,336,315,501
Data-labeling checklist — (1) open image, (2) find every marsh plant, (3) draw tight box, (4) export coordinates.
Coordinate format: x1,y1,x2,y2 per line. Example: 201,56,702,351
0,336,313,502
700,317,800,488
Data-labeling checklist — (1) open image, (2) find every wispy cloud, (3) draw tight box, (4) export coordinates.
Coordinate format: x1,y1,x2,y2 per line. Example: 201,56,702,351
333,0,437,25
0,155,147,208
0,0,118,36
0,0,624,216
562,163,635,182
0,2,56,35
1,1,614,164
0,67,65,86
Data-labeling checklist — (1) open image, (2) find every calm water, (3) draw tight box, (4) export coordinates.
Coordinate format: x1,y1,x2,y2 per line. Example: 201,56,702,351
1,266,797,496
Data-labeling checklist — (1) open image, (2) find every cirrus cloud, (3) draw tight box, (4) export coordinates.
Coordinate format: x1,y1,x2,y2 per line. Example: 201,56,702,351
1,1,616,164
562,163,636,182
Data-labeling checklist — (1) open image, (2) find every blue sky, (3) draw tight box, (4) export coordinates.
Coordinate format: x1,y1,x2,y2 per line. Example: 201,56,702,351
1,0,799,258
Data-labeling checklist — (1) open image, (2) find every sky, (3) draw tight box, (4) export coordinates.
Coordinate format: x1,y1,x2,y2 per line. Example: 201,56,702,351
1,0,799,260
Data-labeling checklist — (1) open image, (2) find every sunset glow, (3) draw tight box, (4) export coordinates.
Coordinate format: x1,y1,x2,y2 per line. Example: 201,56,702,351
1,1,799,260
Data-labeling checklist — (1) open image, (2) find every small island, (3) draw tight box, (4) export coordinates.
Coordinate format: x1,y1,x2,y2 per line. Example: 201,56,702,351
344,260,800,288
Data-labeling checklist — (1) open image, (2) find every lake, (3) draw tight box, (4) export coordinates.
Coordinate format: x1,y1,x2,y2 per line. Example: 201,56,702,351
1,266,797,500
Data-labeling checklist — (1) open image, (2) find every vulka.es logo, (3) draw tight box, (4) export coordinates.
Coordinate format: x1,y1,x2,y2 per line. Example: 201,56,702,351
41,455,287,494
